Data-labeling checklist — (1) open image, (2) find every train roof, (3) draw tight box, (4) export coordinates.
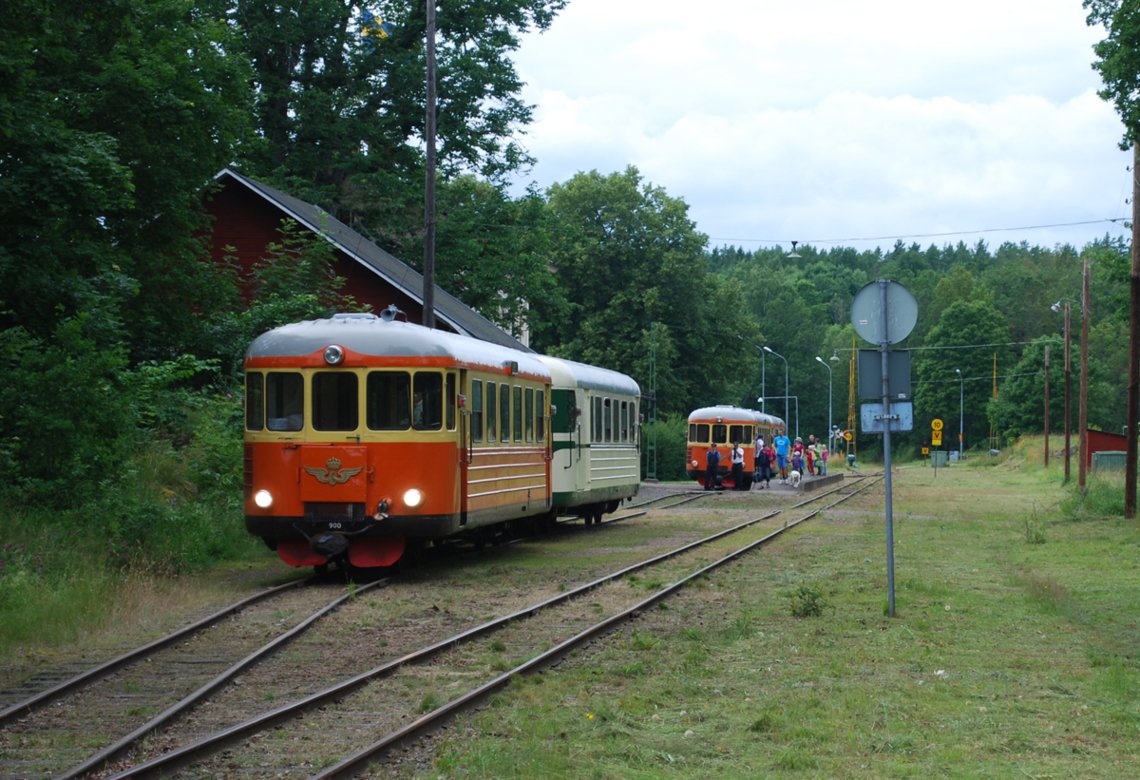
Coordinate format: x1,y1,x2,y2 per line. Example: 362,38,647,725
246,313,551,379
687,405,785,427
536,355,641,397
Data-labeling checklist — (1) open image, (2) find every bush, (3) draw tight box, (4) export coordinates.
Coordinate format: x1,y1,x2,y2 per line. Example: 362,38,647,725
641,415,689,481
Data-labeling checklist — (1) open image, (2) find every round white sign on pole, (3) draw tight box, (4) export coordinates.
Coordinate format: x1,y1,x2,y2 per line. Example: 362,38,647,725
850,280,918,345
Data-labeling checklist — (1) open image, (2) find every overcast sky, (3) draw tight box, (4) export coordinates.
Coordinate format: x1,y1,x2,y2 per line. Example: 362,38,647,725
507,0,1131,253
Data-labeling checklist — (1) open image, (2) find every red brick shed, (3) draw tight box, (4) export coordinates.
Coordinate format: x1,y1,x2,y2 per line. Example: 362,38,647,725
205,168,529,352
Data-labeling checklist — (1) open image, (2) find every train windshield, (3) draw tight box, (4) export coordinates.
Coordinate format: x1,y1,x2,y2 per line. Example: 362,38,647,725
265,372,304,431
313,372,358,431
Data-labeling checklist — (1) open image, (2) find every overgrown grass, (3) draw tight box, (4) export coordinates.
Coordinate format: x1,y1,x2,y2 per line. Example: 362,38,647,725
0,396,269,656
420,436,1140,778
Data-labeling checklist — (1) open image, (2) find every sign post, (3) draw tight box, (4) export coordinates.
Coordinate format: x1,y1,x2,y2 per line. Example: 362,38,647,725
851,279,917,618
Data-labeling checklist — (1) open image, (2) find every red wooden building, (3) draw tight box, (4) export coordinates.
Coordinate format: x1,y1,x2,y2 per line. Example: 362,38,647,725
205,168,529,351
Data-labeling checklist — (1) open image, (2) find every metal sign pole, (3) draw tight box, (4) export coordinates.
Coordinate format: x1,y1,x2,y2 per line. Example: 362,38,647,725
879,280,896,617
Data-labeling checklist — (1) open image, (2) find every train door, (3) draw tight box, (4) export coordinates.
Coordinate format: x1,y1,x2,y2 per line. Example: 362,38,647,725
459,371,475,526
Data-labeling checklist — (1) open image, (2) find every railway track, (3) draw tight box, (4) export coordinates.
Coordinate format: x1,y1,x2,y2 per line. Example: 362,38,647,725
79,475,881,778
0,577,390,778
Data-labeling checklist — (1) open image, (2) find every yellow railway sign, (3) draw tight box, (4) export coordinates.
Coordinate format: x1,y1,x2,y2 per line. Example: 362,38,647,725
931,418,944,432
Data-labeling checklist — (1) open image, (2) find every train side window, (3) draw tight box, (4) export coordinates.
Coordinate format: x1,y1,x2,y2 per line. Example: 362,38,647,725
536,390,545,440
313,372,359,431
413,373,443,430
366,372,411,430
500,383,511,442
604,398,612,442
471,380,484,442
593,397,602,442
446,373,457,430
245,373,264,431
525,388,534,442
266,372,304,431
620,401,629,442
512,386,522,442
487,383,497,441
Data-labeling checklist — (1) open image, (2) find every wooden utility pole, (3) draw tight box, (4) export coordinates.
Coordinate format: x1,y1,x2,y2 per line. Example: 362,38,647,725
1080,258,1090,492
422,0,437,328
1044,344,1050,467
1126,143,1139,517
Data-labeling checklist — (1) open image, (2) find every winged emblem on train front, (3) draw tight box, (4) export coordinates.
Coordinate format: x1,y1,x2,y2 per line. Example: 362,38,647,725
303,457,364,486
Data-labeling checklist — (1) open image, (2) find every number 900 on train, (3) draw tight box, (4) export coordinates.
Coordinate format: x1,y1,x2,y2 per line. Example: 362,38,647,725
242,309,642,570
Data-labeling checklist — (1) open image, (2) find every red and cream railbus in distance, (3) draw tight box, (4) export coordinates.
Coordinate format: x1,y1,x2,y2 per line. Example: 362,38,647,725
685,405,785,489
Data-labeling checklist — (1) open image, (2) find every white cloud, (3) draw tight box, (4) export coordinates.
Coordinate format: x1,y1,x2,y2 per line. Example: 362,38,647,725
508,0,1130,250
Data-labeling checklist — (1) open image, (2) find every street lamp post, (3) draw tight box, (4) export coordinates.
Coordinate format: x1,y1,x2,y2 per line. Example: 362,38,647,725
737,337,766,412
763,346,789,432
955,368,964,459
1051,299,1072,484
815,356,832,452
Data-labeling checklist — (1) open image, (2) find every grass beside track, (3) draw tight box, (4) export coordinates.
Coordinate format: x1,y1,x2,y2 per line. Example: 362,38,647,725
409,449,1140,778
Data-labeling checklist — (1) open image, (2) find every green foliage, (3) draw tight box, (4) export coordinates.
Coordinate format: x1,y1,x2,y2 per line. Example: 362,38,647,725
1085,0,1140,145
789,585,826,618
641,415,689,481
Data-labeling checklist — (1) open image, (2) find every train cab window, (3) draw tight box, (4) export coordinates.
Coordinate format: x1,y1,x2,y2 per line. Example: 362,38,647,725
712,424,727,444
729,425,746,445
500,383,511,442
366,372,411,430
471,380,484,442
313,372,359,431
413,373,443,430
525,388,534,442
487,383,497,441
690,423,708,443
245,373,264,430
266,372,304,431
536,390,546,440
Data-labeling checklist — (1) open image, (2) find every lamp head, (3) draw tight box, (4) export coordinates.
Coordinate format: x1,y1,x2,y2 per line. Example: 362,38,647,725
1050,300,1062,313
955,368,961,376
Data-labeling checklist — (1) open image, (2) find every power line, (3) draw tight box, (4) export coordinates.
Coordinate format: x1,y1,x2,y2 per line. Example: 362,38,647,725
712,217,1130,246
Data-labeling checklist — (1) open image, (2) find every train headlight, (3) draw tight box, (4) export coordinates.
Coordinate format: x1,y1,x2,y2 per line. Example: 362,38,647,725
691,460,698,468
323,344,345,365
403,488,424,508
253,489,274,509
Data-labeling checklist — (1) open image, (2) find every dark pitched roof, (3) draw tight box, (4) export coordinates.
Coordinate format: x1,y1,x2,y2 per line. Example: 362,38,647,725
214,168,531,352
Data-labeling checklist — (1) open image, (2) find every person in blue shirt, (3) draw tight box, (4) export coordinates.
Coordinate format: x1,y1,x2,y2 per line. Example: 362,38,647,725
704,444,721,490
773,428,792,484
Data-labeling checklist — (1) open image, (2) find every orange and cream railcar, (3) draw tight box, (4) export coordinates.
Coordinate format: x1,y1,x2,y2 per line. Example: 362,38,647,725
243,310,554,569
685,405,785,489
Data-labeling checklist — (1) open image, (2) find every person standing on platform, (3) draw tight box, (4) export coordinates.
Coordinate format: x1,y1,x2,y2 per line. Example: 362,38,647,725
773,427,791,484
731,441,745,490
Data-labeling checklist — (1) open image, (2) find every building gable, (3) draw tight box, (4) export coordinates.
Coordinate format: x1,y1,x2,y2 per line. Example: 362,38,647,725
206,168,530,352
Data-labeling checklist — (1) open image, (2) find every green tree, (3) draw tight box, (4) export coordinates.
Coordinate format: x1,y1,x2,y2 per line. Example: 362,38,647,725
215,0,564,209
1086,0,1140,146
0,0,253,357
914,300,1013,451
534,167,744,416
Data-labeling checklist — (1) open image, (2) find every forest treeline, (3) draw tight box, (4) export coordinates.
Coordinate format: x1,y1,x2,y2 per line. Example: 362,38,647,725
0,0,1135,600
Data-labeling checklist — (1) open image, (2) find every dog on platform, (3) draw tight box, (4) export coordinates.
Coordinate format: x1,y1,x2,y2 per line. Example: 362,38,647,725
788,469,802,488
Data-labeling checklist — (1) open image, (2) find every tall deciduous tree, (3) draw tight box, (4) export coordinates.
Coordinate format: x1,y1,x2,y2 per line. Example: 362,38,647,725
0,0,253,357
533,167,750,416
1085,0,1140,514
